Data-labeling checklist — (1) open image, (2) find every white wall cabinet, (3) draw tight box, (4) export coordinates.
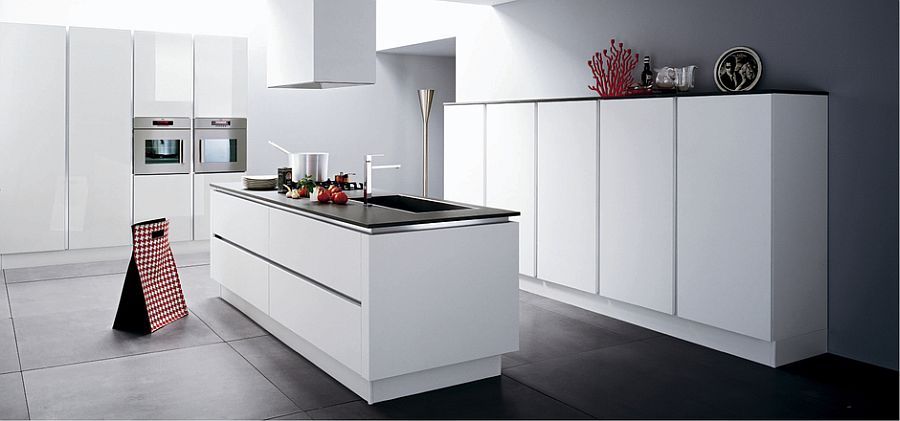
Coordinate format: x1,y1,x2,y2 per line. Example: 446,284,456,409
676,94,827,344
134,31,193,117
194,173,245,241
68,27,134,250
598,98,675,314
486,103,535,277
443,104,485,206
0,23,67,254
194,35,248,118
536,101,598,294
133,174,193,242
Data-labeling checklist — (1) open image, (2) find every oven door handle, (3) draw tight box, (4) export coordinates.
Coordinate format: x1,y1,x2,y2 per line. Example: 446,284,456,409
180,140,184,164
198,139,204,163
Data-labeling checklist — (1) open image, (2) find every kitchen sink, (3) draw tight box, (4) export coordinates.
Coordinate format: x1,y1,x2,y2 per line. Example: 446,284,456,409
351,195,470,213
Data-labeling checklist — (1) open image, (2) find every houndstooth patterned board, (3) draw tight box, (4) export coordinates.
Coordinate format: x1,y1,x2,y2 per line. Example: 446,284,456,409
132,219,188,332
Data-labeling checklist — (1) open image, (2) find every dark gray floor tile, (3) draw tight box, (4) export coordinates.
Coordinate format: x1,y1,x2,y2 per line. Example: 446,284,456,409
15,309,221,370
230,335,360,411
0,318,19,374
7,273,122,318
175,252,210,268
520,291,661,342
501,354,527,370
178,265,220,305
189,296,267,342
3,259,128,283
0,372,28,420
268,410,312,420
307,376,591,420
24,343,299,420
506,301,633,364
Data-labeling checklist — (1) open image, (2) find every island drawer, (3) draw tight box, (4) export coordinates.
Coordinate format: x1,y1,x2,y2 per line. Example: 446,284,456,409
268,264,362,374
211,191,269,257
268,208,363,301
211,237,269,314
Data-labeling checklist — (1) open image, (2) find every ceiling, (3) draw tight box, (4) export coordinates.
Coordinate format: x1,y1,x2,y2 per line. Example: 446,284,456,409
435,0,518,5
379,37,456,57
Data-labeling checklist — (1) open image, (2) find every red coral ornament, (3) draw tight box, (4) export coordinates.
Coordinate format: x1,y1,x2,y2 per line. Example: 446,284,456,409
588,39,640,97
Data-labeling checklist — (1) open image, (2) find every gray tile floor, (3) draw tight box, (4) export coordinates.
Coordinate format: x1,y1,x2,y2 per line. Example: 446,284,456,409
0,256,897,420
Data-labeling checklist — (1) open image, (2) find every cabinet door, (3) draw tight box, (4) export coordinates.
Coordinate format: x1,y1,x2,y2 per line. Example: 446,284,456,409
0,23,66,254
676,95,772,340
211,237,269,313
486,103,535,277
443,104,485,206
536,101,598,293
134,31,193,117
68,27,134,250
133,174,193,243
195,173,245,241
598,98,675,314
194,35,248,118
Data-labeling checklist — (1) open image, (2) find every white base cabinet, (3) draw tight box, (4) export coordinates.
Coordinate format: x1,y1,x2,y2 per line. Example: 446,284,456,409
194,173,245,241
210,188,518,403
133,174,193,242
0,23,67,254
68,27,134,250
536,100,599,294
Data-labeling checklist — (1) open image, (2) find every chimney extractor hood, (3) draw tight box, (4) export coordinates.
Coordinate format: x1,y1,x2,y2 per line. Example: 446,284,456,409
267,0,375,89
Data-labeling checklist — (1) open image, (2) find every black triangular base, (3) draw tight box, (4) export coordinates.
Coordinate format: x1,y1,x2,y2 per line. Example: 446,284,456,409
112,256,152,334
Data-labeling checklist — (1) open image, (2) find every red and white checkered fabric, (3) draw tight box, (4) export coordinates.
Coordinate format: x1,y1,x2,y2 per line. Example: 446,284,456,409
132,219,188,332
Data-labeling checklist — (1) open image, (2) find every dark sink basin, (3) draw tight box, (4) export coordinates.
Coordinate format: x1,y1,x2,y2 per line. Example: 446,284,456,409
351,195,470,213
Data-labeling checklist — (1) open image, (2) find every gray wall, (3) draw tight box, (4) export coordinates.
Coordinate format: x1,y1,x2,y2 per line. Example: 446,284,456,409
247,37,455,196
456,0,898,369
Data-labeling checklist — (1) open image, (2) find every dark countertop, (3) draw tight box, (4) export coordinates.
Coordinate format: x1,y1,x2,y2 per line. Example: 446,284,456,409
211,182,520,231
445,89,828,106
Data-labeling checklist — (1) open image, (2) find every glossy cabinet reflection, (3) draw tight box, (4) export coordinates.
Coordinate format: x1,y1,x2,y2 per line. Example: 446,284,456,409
133,31,193,117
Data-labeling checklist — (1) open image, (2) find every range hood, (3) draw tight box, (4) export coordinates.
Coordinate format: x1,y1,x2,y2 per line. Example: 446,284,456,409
266,0,375,89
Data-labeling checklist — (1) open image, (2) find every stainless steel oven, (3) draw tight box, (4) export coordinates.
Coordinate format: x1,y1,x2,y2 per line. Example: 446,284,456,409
133,117,192,175
193,118,247,173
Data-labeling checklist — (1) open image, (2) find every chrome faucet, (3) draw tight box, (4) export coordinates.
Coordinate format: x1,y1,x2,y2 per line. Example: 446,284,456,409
364,154,401,206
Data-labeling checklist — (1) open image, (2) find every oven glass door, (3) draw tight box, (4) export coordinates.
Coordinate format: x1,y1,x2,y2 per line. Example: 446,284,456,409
194,129,247,173
133,129,192,174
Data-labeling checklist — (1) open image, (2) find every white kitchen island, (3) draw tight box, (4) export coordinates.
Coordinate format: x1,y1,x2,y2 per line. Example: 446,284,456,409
209,183,520,403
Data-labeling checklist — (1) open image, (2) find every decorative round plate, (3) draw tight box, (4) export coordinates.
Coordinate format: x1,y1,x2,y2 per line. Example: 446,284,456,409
714,46,762,92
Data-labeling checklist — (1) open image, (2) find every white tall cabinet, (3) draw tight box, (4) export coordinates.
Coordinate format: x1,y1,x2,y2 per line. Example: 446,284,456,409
68,27,134,250
485,103,536,277
133,174,193,242
598,98,675,314
536,101,599,294
194,172,244,241
194,35,248,118
133,31,193,117
443,104,485,206
676,94,827,347
0,23,67,254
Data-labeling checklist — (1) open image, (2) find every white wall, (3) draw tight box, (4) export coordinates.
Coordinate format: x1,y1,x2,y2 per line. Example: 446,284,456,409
376,0,490,51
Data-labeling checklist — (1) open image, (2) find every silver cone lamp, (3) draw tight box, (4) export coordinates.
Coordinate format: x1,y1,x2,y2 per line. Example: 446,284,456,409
418,89,435,197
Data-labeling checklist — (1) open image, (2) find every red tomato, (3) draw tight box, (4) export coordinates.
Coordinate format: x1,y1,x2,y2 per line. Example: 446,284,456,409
317,189,332,203
332,191,349,205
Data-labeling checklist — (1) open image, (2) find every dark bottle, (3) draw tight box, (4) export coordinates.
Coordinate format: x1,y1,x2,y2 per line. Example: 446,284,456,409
641,56,653,88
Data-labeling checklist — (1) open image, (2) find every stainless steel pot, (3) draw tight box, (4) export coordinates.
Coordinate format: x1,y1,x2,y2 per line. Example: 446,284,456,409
289,152,329,182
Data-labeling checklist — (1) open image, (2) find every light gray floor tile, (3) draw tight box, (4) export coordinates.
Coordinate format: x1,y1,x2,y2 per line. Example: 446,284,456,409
230,336,360,411
0,319,19,374
15,309,221,370
0,372,28,420
269,411,312,420
7,273,122,318
4,259,129,283
24,343,299,420
0,279,10,320
178,265,220,305
175,252,210,268
189,297,267,342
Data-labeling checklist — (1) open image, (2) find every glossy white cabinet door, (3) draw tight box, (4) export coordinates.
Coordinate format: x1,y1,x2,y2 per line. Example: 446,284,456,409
443,104,485,206
211,237,269,313
194,173,245,241
598,98,675,314
0,23,66,254
194,35,248,118
676,95,772,340
134,31,193,117
486,103,535,277
133,174,193,243
68,27,134,250
536,101,598,293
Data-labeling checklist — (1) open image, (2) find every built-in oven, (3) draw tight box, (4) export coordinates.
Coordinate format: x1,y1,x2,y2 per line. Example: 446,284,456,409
133,117,192,175
193,118,247,173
